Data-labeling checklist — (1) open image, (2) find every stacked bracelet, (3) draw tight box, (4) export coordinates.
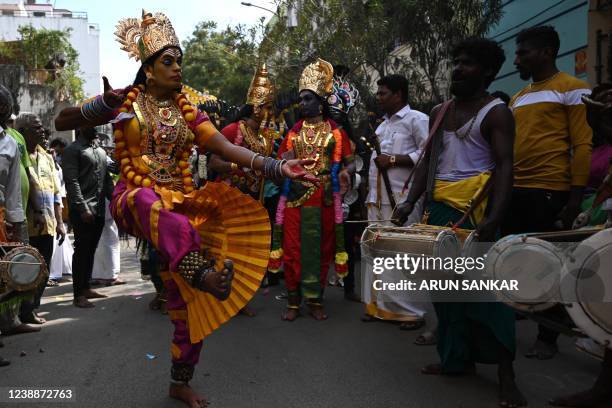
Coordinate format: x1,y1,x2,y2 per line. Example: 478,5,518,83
249,153,261,170
81,95,113,121
262,156,286,182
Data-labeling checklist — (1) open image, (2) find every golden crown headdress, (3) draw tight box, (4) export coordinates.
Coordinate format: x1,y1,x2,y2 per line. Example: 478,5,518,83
115,10,181,62
299,58,334,97
246,64,275,106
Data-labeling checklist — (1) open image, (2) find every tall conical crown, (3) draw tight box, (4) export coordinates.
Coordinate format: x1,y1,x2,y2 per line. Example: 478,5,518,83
115,10,181,62
246,64,275,106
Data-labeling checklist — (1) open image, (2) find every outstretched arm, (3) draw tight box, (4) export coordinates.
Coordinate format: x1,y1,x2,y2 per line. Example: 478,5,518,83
55,77,126,131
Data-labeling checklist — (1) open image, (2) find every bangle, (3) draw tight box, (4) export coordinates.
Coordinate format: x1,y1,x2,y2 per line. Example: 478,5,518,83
250,153,261,170
80,95,113,121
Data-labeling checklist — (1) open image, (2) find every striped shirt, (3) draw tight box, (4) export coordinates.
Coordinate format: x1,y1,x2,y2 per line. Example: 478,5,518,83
510,72,592,191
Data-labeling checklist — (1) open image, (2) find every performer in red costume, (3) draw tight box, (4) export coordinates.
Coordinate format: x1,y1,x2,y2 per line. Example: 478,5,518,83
269,59,355,321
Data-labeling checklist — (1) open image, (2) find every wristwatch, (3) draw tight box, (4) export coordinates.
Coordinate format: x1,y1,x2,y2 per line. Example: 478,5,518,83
389,155,396,167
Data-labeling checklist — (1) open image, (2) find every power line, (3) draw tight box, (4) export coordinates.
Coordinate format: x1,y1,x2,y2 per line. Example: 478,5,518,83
491,0,567,39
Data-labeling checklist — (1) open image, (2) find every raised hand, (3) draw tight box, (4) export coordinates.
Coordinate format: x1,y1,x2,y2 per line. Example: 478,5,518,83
102,76,127,109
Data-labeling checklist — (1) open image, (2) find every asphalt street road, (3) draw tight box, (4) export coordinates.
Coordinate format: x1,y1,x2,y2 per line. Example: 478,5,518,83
1,240,601,408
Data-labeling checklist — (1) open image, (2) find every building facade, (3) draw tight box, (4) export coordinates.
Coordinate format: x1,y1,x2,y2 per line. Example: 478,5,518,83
488,0,590,96
0,0,101,97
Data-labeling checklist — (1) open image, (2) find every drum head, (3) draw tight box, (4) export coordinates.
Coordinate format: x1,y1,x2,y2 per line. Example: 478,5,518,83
485,236,563,311
561,228,612,347
355,156,364,172
0,246,47,291
462,230,493,259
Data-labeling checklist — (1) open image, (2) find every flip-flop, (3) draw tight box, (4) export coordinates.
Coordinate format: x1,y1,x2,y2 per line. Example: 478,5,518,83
414,331,437,345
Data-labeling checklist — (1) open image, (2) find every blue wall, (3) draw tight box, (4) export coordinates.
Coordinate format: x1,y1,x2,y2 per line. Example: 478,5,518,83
488,0,589,97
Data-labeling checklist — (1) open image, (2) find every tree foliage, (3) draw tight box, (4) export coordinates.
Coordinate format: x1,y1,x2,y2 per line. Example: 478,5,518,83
2,25,84,102
259,0,503,108
182,21,259,106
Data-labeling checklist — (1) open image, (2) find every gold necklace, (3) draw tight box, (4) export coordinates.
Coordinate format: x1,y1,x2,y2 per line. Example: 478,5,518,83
240,121,267,156
144,93,176,127
294,121,331,173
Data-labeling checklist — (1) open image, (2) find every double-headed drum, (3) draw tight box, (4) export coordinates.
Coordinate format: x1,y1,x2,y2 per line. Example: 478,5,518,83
560,228,612,348
0,243,48,296
483,227,603,312
360,223,462,281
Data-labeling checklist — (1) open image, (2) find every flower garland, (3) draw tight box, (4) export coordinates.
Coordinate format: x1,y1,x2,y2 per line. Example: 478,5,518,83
112,85,205,194
268,119,349,277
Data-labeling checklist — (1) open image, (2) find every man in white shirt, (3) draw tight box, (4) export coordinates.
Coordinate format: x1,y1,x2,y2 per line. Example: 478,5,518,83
362,75,432,331
366,75,428,225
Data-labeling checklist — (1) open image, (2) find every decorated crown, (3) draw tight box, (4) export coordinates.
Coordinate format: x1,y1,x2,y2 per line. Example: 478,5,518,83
328,75,360,114
246,64,275,106
115,10,181,62
298,58,334,97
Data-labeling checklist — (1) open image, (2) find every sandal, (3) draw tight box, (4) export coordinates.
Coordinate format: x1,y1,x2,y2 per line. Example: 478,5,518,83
414,331,437,346
46,279,59,287
399,320,425,331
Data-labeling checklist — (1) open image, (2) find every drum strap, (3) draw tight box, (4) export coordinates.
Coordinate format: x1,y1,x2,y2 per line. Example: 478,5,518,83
402,100,451,195
425,101,452,202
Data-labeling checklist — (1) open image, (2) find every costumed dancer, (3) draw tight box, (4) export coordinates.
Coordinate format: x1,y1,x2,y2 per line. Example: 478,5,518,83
269,59,355,321
55,11,315,408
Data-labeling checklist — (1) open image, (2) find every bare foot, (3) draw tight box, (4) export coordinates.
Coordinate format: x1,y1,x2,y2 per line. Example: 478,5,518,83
239,306,257,317
202,259,234,300
169,383,208,408
3,323,41,335
499,375,527,407
308,304,328,321
83,289,108,299
549,388,612,407
73,296,95,308
21,312,46,324
281,308,299,321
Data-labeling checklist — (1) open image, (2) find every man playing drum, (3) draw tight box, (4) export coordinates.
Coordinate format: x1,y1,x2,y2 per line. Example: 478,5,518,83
0,85,26,366
394,38,524,407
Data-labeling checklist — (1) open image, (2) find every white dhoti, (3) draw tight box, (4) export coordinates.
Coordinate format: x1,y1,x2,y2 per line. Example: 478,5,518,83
49,225,73,280
362,198,433,322
92,200,121,280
